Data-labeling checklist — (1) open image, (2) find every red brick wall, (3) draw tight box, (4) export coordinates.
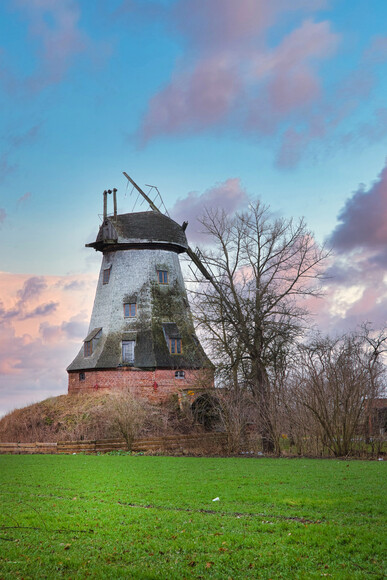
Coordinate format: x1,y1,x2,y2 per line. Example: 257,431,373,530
68,367,213,403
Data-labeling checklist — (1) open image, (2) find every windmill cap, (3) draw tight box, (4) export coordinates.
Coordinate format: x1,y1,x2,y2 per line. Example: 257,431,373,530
86,211,188,253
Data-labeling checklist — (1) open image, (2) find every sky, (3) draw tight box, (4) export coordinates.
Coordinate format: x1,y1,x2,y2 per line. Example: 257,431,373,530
1,0,387,416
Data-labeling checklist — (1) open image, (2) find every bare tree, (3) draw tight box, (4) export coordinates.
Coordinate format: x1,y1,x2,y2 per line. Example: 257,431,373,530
190,202,329,452
292,327,387,456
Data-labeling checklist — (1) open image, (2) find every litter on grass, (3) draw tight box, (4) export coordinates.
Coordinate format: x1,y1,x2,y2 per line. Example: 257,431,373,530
212,497,220,502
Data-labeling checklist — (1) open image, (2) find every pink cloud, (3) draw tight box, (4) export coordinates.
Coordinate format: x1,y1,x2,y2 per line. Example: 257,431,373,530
171,178,249,244
3,0,107,94
13,0,85,88
141,17,338,145
0,321,86,415
140,57,241,142
0,271,96,415
136,2,387,167
137,0,338,146
251,19,337,116
172,0,327,51
138,1,340,156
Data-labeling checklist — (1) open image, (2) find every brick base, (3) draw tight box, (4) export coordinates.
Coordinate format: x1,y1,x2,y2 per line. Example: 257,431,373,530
68,367,214,403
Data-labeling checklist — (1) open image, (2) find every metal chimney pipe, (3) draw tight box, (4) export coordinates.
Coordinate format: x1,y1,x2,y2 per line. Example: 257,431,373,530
103,190,108,220
113,188,117,219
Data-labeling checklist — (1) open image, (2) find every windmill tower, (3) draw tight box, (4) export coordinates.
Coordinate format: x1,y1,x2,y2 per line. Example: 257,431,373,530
67,176,213,402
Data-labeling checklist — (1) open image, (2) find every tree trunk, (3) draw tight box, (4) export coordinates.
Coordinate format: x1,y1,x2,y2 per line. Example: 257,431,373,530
252,360,275,453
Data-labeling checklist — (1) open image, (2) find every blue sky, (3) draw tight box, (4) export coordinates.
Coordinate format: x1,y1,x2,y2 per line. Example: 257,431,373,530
1,0,387,415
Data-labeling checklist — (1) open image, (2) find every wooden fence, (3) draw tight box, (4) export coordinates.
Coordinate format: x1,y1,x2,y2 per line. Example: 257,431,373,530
0,433,227,455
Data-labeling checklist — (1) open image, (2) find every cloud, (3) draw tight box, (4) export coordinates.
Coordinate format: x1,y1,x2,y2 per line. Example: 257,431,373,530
40,316,88,342
17,276,47,302
23,302,59,319
2,0,105,94
171,178,250,243
172,0,327,51
138,6,338,146
248,19,337,125
140,56,242,142
17,192,32,205
330,160,387,253
307,160,387,333
14,0,86,89
134,1,387,167
0,271,95,415
0,321,82,416
0,277,52,322
60,279,88,291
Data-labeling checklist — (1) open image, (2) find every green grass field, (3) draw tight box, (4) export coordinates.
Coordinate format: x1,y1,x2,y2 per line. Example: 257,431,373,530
0,455,386,579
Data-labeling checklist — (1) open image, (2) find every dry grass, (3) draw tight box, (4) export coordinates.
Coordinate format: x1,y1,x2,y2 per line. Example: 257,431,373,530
0,392,172,443
0,390,214,444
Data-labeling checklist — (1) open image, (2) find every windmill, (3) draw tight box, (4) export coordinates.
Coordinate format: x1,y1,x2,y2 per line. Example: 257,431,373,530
67,173,214,402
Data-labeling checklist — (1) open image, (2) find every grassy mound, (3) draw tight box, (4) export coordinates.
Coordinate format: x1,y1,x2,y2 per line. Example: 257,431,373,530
0,393,121,442
0,391,195,444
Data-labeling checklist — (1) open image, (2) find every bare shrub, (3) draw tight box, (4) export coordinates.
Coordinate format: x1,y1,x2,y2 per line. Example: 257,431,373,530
292,328,386,457
103,389,155,450
212,388,252,454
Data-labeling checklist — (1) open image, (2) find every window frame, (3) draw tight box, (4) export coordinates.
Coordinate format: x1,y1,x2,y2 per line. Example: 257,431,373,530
123,303,137,318
169,338,182,355
84,341,93,357
103,266,111,285
175,370,185,379
157,270,168,285
79,372,86,381
122,340,135,364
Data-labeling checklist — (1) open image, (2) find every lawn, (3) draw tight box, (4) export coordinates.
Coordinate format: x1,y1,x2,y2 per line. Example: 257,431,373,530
0,455,386,579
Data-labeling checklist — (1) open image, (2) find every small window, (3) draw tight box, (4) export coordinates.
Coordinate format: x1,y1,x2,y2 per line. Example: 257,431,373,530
83,328,102,357
169,338,182,354
124,303,137,318
79,372,85,381
122,340,135,364
103,266,111,284
157,270,168,284
84,341,93,357
175,370,185,379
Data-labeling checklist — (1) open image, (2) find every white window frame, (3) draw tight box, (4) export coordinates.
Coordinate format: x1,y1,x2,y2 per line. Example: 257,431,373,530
122,340,135,364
